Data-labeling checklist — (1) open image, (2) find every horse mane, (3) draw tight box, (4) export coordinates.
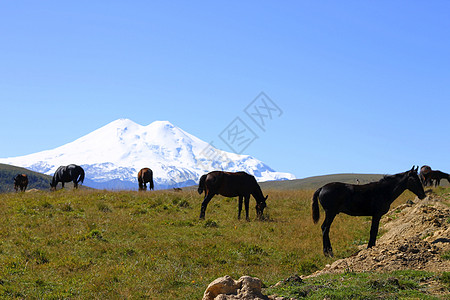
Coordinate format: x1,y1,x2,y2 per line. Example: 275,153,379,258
361,172,408,188
380,170,412,182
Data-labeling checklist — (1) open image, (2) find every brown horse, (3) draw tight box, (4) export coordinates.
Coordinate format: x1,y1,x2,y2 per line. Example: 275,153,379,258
423,170,450,187
198,171,268,221
138,168,154,191
419,165,432,186
14,174,28,192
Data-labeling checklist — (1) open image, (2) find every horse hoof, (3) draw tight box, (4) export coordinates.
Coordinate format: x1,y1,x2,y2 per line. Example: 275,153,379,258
324,249,334,257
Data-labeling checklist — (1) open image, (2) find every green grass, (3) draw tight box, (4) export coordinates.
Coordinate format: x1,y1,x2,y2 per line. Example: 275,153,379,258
0,188,446,299
266,270,445,299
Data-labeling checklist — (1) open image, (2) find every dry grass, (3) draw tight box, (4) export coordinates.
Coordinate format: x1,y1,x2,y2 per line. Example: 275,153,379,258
0,188,416,299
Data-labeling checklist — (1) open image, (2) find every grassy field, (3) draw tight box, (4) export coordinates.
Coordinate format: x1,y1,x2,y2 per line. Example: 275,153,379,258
0,188,443,299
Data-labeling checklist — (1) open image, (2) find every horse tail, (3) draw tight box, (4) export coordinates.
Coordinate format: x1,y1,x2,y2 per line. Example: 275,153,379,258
78,167,85,184
149,170,154,190
312,187,322,224
198,174,207,195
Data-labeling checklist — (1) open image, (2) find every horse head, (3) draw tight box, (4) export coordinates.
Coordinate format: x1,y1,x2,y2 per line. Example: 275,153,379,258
256,195,268,220
407,166,425,199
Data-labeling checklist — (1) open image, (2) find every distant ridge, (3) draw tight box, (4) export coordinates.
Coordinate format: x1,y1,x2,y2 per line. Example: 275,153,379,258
259,173,385,190
259,172,449,190
0,163,52,192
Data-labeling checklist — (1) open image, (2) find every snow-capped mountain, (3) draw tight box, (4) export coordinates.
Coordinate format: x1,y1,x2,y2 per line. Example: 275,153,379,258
0,119,295,189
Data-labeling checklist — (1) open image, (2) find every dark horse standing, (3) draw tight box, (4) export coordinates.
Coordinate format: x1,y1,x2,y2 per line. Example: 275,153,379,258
198,171,268,221
14,174,28,192
138,168,154,191
423,170,450,187
50,164,85,190
312,166,425,257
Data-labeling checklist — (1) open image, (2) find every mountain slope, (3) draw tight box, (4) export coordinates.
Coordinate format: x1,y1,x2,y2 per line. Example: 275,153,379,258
0,163,52,192
0,119,295,189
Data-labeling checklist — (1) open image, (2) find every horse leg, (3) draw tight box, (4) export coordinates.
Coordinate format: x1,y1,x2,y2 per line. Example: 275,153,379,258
238,196,243,219
368,215,381,248
199,194,214,220
244,195,250,221
321,212,336,257
74,180,78,189
61,182,65,189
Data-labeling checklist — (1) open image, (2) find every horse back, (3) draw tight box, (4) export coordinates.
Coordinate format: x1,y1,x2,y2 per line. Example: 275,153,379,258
319,182,384,217
53,165,83,183
431,170,449,179
206,171,256,197
14,174,28,186
141,168,152,180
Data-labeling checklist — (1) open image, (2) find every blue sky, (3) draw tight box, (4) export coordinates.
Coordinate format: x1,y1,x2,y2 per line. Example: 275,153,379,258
1,1,449,179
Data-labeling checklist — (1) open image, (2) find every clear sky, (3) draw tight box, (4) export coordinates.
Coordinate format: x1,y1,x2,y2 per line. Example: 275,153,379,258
1,1,449,179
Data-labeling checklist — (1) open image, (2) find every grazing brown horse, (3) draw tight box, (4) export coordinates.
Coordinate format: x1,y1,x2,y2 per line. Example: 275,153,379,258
312,166,425,257
50,164,85,190
14,174,28,192
419,165,432,186
423,170,450,187
138,168,154,191
198,171,268,221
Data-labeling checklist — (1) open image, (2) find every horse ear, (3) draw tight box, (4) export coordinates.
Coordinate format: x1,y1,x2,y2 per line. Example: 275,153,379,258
264,195,268,200
415,166,419,172
410,166,415,172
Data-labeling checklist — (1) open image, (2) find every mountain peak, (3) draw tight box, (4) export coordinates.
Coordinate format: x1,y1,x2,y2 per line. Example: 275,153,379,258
146,120,176,131
106,118,141,129
0,119,295,189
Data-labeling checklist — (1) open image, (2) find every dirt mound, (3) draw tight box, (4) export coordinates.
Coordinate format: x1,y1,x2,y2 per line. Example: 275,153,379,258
310,192,450,275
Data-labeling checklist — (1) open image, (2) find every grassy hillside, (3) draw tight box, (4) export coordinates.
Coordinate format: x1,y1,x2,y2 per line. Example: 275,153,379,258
0,163,52,193
260,173,385,190
260,172,450,191
0,187,432,299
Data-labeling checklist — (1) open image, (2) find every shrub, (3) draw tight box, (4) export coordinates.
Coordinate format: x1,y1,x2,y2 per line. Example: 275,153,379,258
441,272,450,285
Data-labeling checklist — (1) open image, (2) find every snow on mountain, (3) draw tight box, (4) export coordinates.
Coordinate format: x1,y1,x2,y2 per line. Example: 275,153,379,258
0,119,295,189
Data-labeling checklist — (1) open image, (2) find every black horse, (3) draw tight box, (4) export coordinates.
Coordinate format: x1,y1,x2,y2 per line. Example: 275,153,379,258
198,171,268,221
14,174,28,192
138,168,154,191
423,170,450,187
50,164,85,190
312,166,425,257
